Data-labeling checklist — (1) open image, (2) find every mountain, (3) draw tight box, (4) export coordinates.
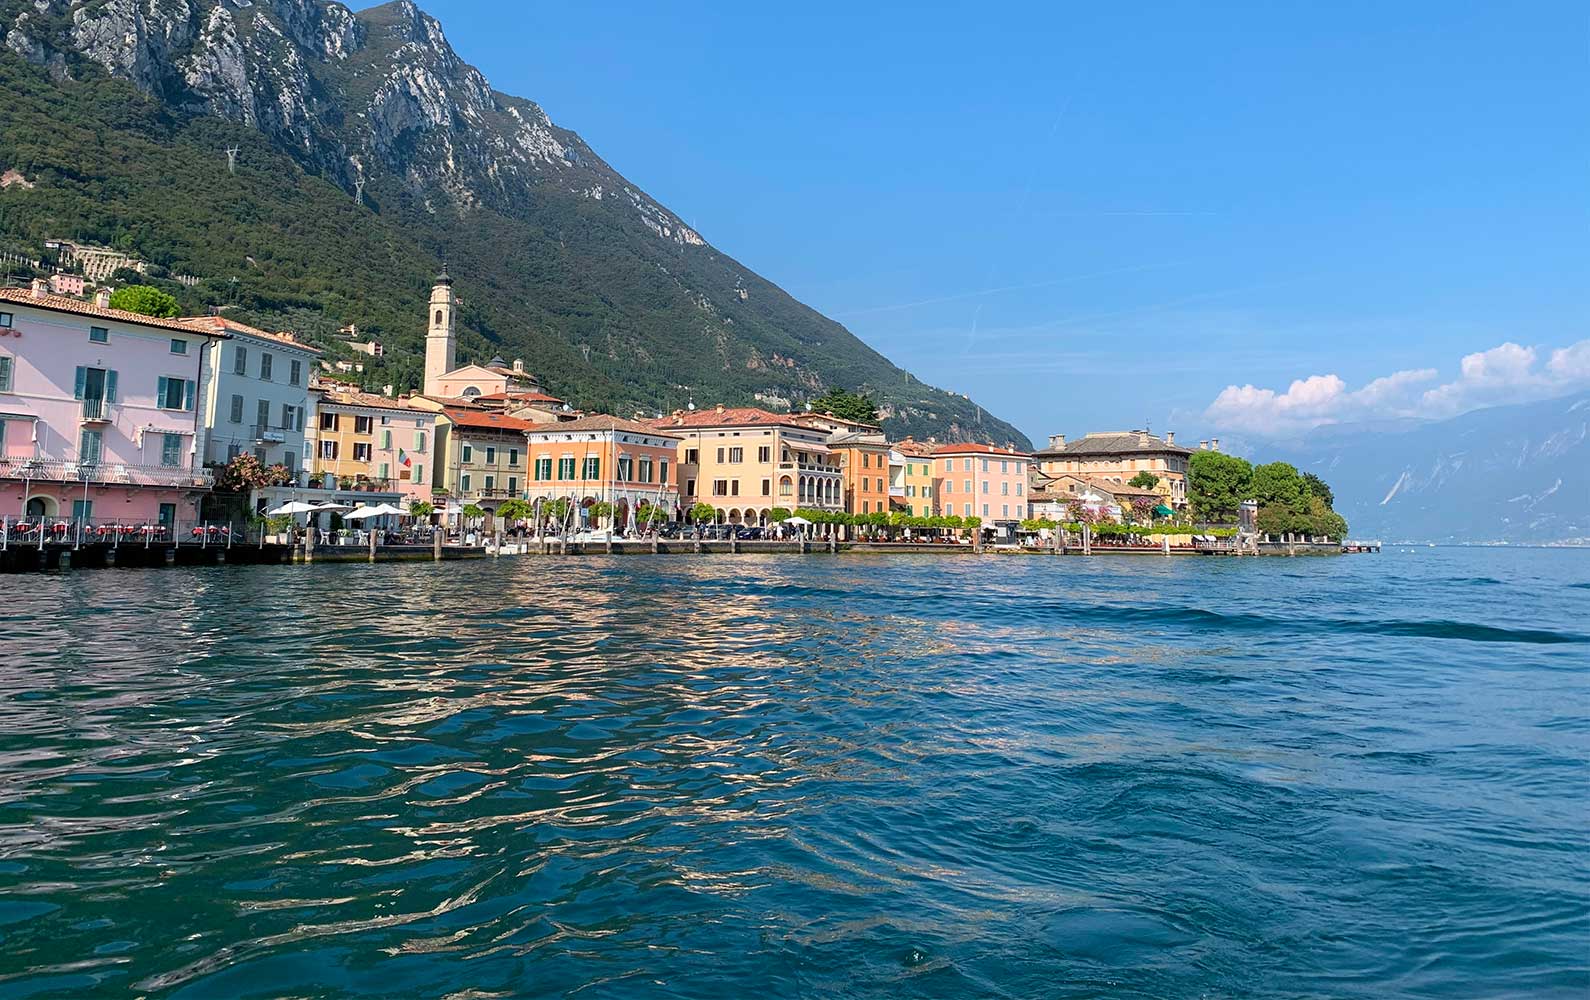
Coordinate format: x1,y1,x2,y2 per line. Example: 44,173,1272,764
1269,393,1590,544
0,0,1031,448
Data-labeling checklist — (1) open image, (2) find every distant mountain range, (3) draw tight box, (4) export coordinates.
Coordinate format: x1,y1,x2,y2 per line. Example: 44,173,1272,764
1268,393,1589,544
0,0,1030,448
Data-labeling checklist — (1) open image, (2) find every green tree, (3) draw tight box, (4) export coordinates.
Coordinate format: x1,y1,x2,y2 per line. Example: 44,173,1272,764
461,503,486,520
806,388,878,424
496,498,532,523
1188,450,1253,523
1251,461,1305,512
768,507,792,522
1128,471,1160,490
588,500,614,526
689,502,717,525
407,500,434,518
107,284,180,318
1300,472,1335,508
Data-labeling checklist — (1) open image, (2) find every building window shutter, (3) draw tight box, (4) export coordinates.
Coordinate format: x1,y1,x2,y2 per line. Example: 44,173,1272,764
183,379,195,411
155,375,167,405
75,367,87,399
105,370,118,402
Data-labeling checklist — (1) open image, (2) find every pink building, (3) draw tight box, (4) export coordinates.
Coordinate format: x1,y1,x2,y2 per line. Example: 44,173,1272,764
932,442,1032,535
0,284,222,526
48,274,86,297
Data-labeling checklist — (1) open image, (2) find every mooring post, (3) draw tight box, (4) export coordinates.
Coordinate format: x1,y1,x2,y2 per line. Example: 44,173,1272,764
433,526,443,561
1082,523,1092,556
368,526,377,563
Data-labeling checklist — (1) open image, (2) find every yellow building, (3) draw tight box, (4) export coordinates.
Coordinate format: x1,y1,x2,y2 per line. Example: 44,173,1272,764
648,405,842,524
1032,430,1193,508
892,439,938,516
306,386,436,504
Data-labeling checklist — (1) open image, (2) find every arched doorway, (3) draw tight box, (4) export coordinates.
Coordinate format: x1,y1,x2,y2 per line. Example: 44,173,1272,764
25,496,54,517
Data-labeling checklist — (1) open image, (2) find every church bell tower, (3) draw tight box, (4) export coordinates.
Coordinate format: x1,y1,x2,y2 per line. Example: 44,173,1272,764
423,266,457,398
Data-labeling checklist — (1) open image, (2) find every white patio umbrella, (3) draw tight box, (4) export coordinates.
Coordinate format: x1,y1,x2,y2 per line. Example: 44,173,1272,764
313,501,355,512
342,505,383,521
368,503,408,516
785,516,812,526
267,500,322,516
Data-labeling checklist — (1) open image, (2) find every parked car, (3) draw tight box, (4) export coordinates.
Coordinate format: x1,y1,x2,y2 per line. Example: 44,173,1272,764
735,526,764,540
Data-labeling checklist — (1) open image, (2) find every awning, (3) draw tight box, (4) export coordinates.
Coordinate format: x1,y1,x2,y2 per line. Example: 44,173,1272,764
1154,504,1174,517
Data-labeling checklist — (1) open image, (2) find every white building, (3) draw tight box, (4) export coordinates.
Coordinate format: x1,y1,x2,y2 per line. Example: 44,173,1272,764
183,316,319,475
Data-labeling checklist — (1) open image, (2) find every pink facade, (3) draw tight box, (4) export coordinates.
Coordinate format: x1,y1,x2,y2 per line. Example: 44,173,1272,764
932,444,1031,523
0,288,218,524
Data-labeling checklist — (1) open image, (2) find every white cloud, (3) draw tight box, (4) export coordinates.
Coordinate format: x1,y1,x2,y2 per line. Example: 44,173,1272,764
1204,338,1590,436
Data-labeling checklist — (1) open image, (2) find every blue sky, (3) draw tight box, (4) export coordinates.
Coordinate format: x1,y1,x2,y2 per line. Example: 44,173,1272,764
420,1,1588,446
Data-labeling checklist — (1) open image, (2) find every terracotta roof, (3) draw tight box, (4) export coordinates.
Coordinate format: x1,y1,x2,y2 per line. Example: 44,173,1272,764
646,406,814,431
441,407,535,432
893,440,937,457
176,315,321,354
1036,431,1190,458
318,387,431,413
1039,473,1164,500
0,288,231,336
525,414,681,437
790,411,884,433
930,441,1032,458
477,390,565,404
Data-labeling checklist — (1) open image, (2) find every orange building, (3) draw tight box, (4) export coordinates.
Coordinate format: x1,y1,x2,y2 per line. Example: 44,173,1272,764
523,415,681,528
789,412,892,517
649,406,843,525
306,386,436,504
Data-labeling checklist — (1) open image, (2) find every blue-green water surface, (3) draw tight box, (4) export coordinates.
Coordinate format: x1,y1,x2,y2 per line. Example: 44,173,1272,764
1,548,1586,998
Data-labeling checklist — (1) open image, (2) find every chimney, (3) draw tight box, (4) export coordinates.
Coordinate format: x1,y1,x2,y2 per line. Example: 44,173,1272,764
714,403,725,414
1165,431,1175,445
1210,438,1220,452
1198,440,1208,450
1048,434,1066,450
30,278,47,299
93,286,111,308
383,384,395,397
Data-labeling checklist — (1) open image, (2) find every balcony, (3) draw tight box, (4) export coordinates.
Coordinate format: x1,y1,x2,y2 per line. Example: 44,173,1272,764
889,486,907,497
80,399,113,423
251,423,289,444
0,457,214,489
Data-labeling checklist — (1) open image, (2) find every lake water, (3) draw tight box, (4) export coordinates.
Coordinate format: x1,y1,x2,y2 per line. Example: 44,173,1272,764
0,549,1586,998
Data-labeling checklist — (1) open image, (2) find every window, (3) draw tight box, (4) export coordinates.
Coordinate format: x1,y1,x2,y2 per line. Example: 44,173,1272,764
461,443,473,463
0,312,11,328
508,448,520,467
319,440,338,460
73,499,93,521
283,404,302,431
660,459,669,485
354,415,372,435
157,376,194,410
982,503,990,516
963,503,972,516
686,477,695,496
89,326,108,344
716,447,725,463
981,459,989,473
728,447,743,463
761,478,771,496
169,338,188,355
484,446,496,465
944,481,953,494
257,399,270,431
484,475,495,492
161,433,183,467
964,458,973,472
284,451,296,473
535,457,552,481
862,453,870,468
78,428,102,464
924,485,932,498
558,457,575,480
1016,483,1024,497
353,443,372,461
0,355,12,393
259,353,273,381
379,462,389,480
1002,504,1010,517
462,473,471,493
233,345,247,375
413,431,426,452
731,480,740,496
964,479,972,494
638,458,653,483
780,477,793,496
582,457,599,480
685,448,699,465
1001,461,1009,473
227,394,243,423
758,446,770,463
319,412,338,431
413,463,424,483
1001,481,1009,495
376,429,389,449
617,456,633,481
943,458,952,471
982,481,990,494
713,479,728,496
289,359,302,386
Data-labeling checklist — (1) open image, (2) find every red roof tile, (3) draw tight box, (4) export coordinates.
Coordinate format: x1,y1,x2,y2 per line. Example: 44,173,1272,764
930,441,1032,458
441,407,536,432
0,288,230,336
177,315,321,354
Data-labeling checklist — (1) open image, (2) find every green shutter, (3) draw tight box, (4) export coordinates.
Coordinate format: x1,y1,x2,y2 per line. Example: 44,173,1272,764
183,379,195,411
74,366,86,399
105,369,118,402
156,376,167,406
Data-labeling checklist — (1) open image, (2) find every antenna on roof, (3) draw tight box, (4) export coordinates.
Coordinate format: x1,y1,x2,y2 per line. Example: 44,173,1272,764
225,146,240,175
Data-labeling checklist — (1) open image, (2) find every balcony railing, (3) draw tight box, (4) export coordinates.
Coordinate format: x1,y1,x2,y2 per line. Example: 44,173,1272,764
250,424,290,443
0,458,214,489
80,399,113,423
